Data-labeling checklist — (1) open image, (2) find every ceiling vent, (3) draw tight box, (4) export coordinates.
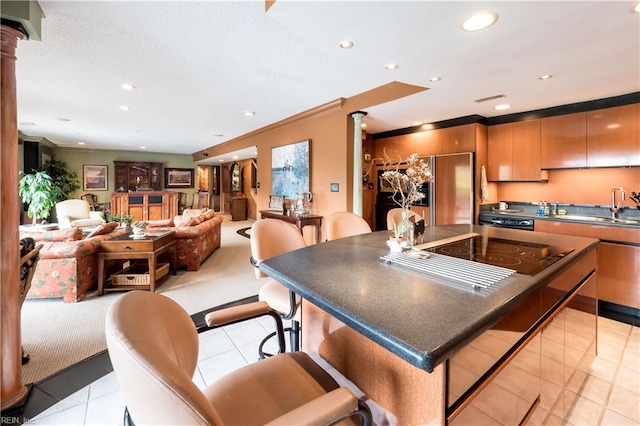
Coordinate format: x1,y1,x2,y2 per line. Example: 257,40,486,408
475,94,506,103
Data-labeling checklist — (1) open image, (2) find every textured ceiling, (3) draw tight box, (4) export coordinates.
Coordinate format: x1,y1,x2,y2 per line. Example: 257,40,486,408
14,1,640,163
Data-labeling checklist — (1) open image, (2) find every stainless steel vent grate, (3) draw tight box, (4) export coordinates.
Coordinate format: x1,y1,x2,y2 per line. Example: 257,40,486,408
381,251,516,292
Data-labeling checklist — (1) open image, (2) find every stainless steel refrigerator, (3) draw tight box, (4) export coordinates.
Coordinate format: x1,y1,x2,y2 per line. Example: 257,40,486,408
429,152,474,226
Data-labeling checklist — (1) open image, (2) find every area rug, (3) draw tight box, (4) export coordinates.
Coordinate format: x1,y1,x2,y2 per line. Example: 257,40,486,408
237,226,251,239
20,216,264,384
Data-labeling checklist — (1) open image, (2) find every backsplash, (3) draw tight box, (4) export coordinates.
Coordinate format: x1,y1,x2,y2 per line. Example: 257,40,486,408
481,201,640,221
496,167,639,206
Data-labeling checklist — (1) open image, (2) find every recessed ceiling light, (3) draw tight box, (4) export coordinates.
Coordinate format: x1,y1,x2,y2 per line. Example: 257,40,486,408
140,146,146,150
241,111,255,116
429,76,441,82
219,159,225,162
461,11,498,32
539,74,553,80
120,105,131,111
385,63,398,70
121,83,136,90
55,117,71,122
339,40,353,49
233,155,239,160
19,121,36,126
494,104,511,111
631,2,640,13
411,121,424,127
77,142,86,145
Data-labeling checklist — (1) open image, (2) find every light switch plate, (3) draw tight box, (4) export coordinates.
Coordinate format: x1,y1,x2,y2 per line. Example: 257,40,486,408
330,183,339,192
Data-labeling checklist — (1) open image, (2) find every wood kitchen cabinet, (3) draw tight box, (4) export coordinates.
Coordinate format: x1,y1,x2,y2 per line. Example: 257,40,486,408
488,120,542,181
587,103,640,167
413,129,443,156
534,220,640,309
487,123,512,181
111,192,178,222
441,123,476,154
114,161,163,192
541,112,587,169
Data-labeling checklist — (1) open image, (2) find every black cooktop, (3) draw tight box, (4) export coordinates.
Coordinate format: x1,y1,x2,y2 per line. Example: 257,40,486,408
430,236,574,275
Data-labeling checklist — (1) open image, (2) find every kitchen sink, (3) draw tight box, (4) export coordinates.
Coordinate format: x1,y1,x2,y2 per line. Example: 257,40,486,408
547,214,640,225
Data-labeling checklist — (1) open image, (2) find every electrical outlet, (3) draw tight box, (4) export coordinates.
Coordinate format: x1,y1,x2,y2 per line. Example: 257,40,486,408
330,183,339,192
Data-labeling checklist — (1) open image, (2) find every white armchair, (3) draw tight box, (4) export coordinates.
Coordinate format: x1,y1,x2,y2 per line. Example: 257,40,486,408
55,199,105,229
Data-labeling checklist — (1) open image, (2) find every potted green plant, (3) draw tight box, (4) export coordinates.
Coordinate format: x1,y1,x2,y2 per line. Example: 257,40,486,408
41,156,80,203
19,171,65,225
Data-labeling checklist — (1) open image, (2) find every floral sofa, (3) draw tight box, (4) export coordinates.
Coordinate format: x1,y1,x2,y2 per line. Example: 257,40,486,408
143,209,223,271
19,224,126,303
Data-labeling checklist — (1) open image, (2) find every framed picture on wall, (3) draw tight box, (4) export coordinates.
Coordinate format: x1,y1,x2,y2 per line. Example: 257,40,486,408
83,165,108,191
165,168,194,188
271,139,310,200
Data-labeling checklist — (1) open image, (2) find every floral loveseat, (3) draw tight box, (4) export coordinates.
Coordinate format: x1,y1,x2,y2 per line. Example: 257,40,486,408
143,209,222,271
20,224,126,303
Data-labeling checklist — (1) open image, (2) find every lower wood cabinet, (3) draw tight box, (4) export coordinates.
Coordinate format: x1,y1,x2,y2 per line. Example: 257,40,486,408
534,220,640,310
111,192,178,222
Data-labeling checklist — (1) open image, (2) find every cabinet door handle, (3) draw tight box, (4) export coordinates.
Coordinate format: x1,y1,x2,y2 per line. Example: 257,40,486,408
124,245,132,250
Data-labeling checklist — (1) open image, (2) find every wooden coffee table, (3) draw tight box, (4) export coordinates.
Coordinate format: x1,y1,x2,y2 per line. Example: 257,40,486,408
97,230,177,295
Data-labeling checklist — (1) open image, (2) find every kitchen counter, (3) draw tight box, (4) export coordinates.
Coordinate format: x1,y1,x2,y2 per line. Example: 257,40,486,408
480,202,640,228
259,224,599,372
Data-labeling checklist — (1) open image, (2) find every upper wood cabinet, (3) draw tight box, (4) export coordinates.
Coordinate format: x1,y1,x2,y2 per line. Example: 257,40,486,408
441,124,476,154
414,129,443,156
487,120,541,181
114,161,163,192
487,123,512,181
541,112,587,169
587,103,640,167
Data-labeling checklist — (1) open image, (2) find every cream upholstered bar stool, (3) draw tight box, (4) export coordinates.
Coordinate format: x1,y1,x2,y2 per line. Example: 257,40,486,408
106,291,372,426
325,211,372,241
386,207,425,243
250,218,306,356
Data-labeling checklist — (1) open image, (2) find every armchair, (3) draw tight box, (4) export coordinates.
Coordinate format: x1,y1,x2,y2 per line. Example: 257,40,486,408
55,199,105,229
106,291,371,425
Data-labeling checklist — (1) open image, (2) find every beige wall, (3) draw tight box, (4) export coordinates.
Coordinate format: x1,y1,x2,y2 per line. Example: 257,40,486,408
50,147,200,205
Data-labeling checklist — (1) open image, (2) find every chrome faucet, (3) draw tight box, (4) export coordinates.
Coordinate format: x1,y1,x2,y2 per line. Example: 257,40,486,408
610,187,626,219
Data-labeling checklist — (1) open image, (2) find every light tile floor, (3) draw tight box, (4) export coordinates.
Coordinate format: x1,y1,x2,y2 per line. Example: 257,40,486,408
30,316,639,425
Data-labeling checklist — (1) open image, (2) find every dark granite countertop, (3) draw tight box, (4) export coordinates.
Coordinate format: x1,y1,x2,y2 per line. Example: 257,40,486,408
259,224,599,373
480,202,640,228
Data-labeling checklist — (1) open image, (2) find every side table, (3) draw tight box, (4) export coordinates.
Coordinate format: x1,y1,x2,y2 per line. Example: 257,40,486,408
97,230,177,295
259,210,323,243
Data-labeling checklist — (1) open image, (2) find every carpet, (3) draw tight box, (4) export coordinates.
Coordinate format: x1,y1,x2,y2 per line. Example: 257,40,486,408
20,216,264,385
237,226,251,239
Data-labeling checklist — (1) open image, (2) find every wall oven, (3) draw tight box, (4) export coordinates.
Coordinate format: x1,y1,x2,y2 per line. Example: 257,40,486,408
479,213,534,231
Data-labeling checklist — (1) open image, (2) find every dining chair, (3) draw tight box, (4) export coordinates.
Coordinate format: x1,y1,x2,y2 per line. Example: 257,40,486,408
250,218,306,357
325,211,372,241
106,291,372,426
80,193,100,211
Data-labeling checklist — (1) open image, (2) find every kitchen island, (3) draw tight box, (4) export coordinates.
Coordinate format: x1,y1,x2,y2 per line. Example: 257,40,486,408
260,224,599,425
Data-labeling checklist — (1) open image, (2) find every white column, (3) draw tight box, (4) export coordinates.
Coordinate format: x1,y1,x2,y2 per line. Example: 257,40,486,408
351,111,367,215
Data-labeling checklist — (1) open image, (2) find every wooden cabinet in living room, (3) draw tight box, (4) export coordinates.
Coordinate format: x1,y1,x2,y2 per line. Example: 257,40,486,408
541,112,586,169
111,192,178,222
488,120,542,181
114,161,163,192
587,103,640,167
